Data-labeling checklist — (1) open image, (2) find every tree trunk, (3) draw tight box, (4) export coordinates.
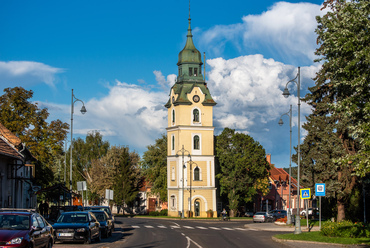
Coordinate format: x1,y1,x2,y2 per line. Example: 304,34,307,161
337,199,345,221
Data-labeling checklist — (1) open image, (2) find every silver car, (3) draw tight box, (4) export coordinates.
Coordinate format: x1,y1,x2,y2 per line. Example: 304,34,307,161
253,212,273,223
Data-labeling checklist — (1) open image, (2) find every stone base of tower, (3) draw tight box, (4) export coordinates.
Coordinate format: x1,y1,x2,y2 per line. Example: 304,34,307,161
167,188,217,218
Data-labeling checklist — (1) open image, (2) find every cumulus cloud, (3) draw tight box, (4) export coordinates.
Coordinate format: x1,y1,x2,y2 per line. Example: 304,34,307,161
42,80,169,150
207,54,320,137
153,70,176,90
0,61,64,88
197,2,323,64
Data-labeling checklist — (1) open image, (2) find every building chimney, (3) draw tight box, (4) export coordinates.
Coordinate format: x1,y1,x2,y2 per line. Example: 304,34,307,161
266,154,271,164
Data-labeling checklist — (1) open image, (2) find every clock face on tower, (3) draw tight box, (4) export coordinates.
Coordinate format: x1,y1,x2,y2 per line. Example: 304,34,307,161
193,95,200,103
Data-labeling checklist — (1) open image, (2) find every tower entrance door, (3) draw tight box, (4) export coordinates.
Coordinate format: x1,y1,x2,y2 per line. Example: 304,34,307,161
194,200,200,217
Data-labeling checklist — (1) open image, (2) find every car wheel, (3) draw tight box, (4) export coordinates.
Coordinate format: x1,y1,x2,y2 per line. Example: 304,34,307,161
47,240,53,248
84,231,92,244
96,230,102,242
109,228,113,237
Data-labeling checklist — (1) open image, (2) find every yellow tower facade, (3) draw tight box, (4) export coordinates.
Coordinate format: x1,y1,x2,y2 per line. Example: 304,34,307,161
165,16,217,218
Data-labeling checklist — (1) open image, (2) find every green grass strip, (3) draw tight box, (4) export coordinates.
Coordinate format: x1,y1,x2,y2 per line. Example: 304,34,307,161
275,231,370,245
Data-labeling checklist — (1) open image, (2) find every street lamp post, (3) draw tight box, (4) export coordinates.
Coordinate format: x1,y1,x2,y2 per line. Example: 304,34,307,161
282,67,301,234
187,158,197,217
70,89,87,206
64,140,70,185
278,104,292,224
176,145,191,218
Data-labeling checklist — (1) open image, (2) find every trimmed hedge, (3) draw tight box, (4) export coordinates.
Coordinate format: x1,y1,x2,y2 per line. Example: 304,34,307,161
321,220,370,238
148,209,168,216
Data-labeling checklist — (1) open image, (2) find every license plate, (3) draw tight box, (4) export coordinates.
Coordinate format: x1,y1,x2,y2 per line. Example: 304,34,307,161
58,233,73,236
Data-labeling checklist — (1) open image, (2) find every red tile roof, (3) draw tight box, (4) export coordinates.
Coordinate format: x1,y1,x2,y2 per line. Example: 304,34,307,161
0,122,23,160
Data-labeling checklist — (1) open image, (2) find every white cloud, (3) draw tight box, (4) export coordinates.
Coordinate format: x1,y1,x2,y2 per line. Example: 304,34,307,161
0,61,64,88
49,80,169,150
197,2,323,63
153,70,176,90
207,54,320,136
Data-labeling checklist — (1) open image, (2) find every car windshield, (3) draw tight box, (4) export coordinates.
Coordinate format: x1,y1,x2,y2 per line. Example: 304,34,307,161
0,214,29,230
93,212,106,222
91,207,111,216
255,212,266,215
57,213,88,223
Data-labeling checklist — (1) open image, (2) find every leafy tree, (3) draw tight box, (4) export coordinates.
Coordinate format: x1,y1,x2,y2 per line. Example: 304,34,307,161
109,146,141,210
141,134,167,202
68,131,110,188
0,87,69,187
215,128,271,216
298,0,370,221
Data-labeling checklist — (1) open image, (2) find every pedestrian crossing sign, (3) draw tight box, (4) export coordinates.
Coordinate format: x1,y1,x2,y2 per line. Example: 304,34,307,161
300,188,311,199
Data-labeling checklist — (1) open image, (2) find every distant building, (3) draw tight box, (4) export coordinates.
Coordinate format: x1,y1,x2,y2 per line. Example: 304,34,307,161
0,122,37,208
255,154,303,214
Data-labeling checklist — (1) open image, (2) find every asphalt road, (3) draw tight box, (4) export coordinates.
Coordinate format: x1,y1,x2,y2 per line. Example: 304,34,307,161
53,216,288,248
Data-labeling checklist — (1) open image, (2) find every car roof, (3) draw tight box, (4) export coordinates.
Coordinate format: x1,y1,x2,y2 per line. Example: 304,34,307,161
61,211,89,214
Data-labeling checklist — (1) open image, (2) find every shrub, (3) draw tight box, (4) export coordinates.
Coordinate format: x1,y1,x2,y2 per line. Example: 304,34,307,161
321,220,370,238
159,209,168,216
148,209,168,216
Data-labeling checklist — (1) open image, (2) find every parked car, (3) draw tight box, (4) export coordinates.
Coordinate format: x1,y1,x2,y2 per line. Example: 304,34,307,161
300,208,319,216
269,209,287,221
52,211,100,244
88,210,113,238
0,208,54,248
88,206,115,229
244,211,254,217
253,212,273,223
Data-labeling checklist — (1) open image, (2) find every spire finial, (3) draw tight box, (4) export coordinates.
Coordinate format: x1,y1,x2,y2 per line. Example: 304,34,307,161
189,0,191,20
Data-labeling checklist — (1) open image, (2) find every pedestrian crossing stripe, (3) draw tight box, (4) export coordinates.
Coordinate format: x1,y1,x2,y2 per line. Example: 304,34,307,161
131,225,247,231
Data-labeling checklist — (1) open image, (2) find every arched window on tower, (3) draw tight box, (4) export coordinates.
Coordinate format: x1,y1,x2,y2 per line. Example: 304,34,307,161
193,109,199,122
193,135,200,150
194,167,200,181
172,135,175,151
172,109,175,124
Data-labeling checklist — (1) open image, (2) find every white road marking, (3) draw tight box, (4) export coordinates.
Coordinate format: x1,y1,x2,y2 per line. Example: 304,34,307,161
222,227,233,230
171,225,181,229
209,227,221,230
196,226,207,229
158,225,167,228
144,225,154,228
182,233,203,248
183,226,195,229
234,228,246,231
131,225,140,228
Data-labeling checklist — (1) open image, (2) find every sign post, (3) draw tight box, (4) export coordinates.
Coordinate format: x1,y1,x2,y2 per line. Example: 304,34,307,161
300,188,311,228
315,183,326,230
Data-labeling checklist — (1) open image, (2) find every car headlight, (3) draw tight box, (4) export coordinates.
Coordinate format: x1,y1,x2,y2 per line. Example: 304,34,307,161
6,237,23,244
76,228,86,232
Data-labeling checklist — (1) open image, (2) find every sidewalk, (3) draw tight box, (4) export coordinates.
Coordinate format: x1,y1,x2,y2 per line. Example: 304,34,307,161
244,222,320,232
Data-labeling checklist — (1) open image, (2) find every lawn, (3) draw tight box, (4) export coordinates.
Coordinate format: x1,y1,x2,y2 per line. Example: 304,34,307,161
275,231,370,245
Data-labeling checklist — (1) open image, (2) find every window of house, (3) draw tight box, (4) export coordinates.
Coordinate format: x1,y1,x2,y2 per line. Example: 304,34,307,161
189,68,193,76
193,109,199,122
193,135,200,150
170,195,176,209
171,167,175,181
194,167,200,181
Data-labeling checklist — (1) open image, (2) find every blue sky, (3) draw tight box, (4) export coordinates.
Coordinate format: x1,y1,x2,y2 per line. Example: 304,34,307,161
0,0,325,168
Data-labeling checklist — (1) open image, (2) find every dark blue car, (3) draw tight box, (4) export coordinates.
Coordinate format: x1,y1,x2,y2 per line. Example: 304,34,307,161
52,211,100,244
89,210,113,238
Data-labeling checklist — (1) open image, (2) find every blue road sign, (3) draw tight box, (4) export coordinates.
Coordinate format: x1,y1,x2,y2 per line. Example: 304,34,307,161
300,188,311,199
315,183,326,197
